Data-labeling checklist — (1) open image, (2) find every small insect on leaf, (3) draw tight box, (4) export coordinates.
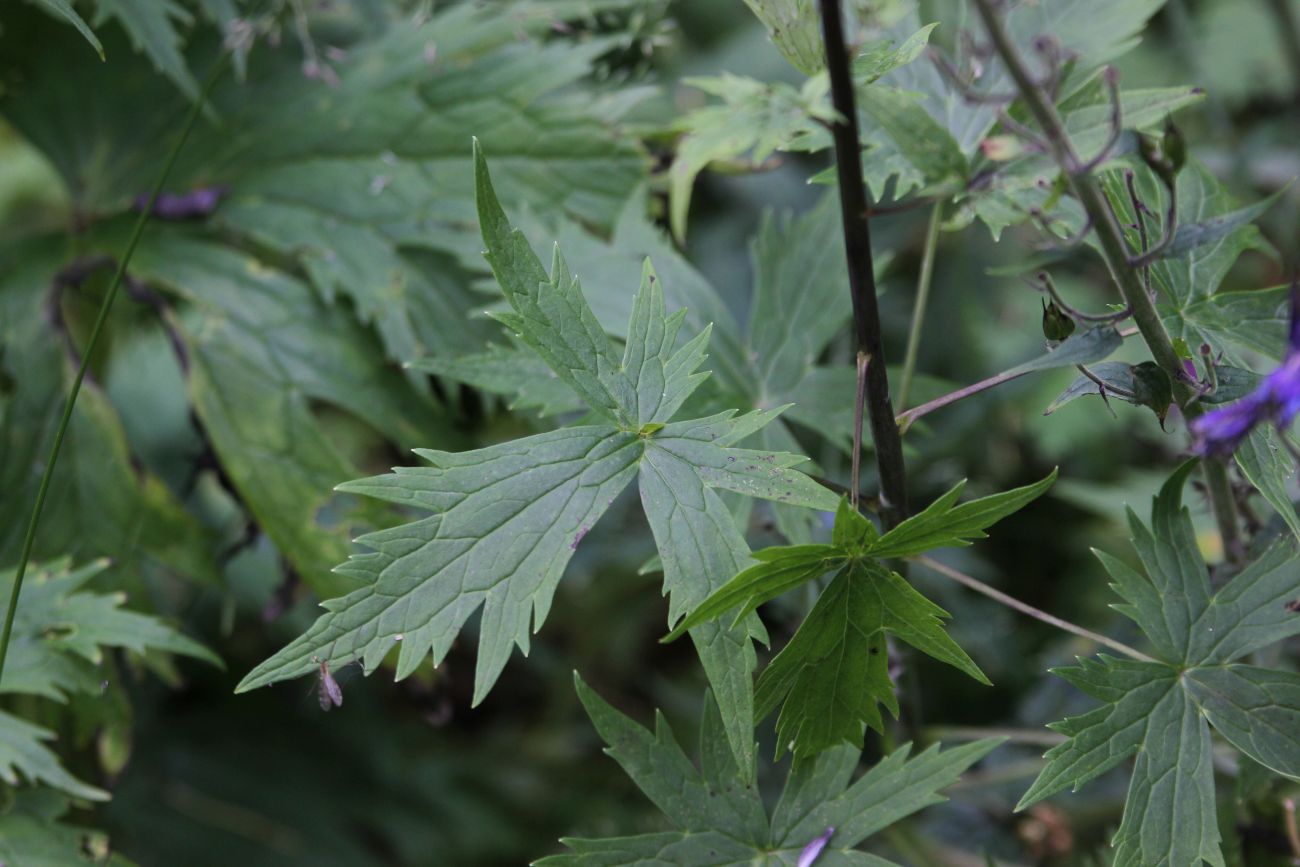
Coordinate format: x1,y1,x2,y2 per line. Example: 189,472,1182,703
316,657,343,711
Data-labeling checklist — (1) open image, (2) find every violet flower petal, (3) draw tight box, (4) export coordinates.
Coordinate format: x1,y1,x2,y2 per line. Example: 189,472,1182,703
798,826,834,867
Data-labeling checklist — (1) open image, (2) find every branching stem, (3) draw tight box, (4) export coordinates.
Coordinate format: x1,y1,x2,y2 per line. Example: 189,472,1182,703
915,556,1155,663
969,0,1242,564
0,56,227,686
817,0,908,527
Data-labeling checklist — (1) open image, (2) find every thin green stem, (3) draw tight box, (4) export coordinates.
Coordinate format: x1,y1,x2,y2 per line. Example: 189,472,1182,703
915,556,1156,663
969,0,1243,564
0,57,227,686
897,201,942,410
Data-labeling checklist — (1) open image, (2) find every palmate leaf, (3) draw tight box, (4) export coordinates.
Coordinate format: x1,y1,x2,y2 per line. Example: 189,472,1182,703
434,189,870,545
237,146,838,774
2,1,646,364
0,558,221,701
535,675,1001,866
1020,462,1300,866
668,474,1054,758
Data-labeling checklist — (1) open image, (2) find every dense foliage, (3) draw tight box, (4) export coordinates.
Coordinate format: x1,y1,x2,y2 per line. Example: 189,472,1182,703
2,0,1299,864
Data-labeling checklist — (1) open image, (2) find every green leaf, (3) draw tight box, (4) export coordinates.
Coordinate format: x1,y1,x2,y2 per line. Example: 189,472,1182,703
26,0,104,58
92,0,198,99
0,710,107,801
1234,426,1300,542
236,424,643,701
672,471,1048,758
866,470,1058,559
757,561,987,758
1021,466,1300,865
0,243,221,588
239,152,837,776
857,86,967,187
1004,326,1125,378
663,544,843,641
741,0,823,75
537,675,1002,866
0,558,220,700
852,25,937,85
120,229,454,598
1160,184,1287,261
0,789,138,866
412,343,582,418
669,73,832,240
1047,361,1261,415
4,3,646,363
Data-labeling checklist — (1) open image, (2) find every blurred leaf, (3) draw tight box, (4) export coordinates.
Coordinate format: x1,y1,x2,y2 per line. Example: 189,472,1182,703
670,73,832,240
852,24,936,85
25,0,103,58
1020,464,1300,865
536,675,1002,865
0,711,107,801
92,0,198,99
857,86,966,188
0,243,221,587
118,229,454,598
0,558,220,701
742,0,823,75
1,2,647,362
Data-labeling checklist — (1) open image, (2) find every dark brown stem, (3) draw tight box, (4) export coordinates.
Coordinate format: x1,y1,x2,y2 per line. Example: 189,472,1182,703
817,0,908,528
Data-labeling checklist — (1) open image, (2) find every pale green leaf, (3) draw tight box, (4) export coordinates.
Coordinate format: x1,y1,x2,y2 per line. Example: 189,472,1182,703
0,711,108,801
0,558,219,701
741,0,823,75
235,425,642,699
669,73,832,240
852,25,936,85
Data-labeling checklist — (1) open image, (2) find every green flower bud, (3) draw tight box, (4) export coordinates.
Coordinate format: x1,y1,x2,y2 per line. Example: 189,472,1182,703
1042,299,1076,342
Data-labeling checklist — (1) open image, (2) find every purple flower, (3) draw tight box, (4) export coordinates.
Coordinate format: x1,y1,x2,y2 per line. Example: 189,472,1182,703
133,185,228,221
797,826,834,867
1191,285,1300,456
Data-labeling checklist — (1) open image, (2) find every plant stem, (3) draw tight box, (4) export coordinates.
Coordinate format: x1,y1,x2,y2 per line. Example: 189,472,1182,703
969,0,1243,564
915,556,1156,662
0,58,227,687
817,0,909,528
898,201,942,410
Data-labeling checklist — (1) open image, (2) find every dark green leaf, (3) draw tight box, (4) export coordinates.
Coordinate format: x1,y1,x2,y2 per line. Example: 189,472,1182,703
538,675,1001,865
